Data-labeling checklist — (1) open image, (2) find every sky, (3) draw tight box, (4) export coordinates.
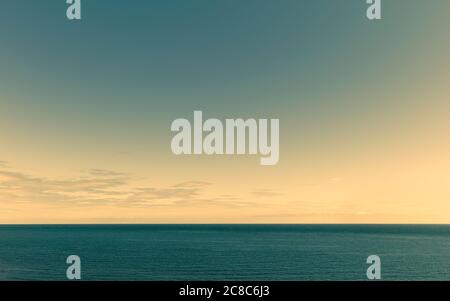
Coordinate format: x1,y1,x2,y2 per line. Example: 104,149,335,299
0,0,449,223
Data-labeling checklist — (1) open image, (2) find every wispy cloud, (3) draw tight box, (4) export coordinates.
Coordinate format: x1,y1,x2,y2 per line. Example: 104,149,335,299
0,163,248,208
88,169,129,177
0,169,126,206
253,189,284,198
172,181,211,188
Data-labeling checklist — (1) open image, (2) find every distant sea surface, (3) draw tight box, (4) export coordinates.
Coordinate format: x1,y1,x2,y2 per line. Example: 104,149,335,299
0,225,449,280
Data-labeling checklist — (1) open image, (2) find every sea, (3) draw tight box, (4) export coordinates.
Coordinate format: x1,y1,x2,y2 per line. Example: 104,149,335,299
0,224,449,280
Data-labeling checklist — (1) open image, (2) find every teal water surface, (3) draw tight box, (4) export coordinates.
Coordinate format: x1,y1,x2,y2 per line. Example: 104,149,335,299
0,225,449,280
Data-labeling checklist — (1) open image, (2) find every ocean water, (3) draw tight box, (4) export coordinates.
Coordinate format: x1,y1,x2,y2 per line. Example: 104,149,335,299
0,225,449,280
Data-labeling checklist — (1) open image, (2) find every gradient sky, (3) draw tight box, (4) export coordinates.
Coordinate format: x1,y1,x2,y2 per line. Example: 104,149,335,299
1,0,449,223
